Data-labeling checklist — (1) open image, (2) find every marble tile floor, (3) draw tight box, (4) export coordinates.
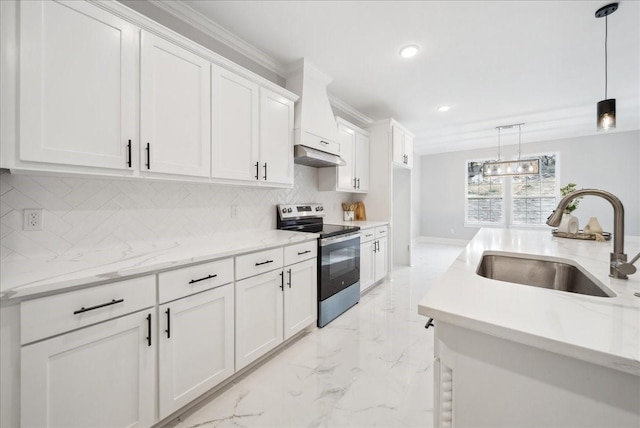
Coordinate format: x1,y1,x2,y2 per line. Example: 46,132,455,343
166,241,465,428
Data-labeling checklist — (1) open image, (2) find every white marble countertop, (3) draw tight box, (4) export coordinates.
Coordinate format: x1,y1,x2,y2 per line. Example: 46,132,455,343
328,220,388,229
418,228,640,376
0,230,318,302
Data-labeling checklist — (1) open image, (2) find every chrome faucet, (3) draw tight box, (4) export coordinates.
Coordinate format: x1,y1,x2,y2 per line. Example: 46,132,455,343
546,189,628,279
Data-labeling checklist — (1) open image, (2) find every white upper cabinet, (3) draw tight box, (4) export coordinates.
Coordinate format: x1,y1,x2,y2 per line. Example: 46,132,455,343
211,65,260,182
392,124,414,169
19,0,137,170
5,1,298,185
336,123,356,191
354,132,370,191
259,88,295,186
319,118,369,193
140,31,211,177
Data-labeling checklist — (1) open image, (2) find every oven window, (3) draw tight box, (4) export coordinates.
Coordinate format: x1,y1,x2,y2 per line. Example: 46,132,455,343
329,247,357,280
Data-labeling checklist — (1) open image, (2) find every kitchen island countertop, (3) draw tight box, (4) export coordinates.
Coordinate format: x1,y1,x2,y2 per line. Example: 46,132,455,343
0,229,318,302
418,228,640,376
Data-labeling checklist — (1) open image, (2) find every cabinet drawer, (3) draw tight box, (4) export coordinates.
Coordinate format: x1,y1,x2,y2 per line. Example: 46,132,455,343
236,247,284,280
284,241,317,265
360,228,376,243
21,275,155,345
158,258,233,303
375,226,388,238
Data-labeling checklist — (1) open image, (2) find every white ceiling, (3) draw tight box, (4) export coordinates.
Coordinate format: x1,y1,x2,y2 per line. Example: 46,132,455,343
160,1,639,154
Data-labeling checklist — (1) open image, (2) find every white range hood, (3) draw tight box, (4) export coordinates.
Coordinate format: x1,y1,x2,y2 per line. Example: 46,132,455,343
286,59,343,168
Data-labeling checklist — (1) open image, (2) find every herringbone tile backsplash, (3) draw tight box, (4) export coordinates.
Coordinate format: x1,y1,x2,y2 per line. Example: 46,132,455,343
0,167,346,261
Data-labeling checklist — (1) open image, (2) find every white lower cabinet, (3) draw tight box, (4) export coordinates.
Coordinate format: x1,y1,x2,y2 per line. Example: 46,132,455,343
235,269,285,371
360,226,388,292
21,309,155,427
283,259,317,340
374,236,388,282
158,283,234,419
235,248,317,370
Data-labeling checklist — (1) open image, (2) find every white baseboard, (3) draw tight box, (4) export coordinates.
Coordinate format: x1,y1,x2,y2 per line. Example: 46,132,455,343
414,236,470,246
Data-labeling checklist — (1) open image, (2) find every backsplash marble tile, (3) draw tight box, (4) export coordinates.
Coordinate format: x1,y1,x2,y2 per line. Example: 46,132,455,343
0,166,346,261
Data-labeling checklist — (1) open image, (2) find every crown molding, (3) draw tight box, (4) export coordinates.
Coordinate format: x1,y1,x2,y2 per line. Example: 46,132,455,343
149,0,285,76
329,95,374,126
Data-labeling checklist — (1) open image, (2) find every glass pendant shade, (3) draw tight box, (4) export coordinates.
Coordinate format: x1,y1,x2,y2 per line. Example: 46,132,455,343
597,98,616,130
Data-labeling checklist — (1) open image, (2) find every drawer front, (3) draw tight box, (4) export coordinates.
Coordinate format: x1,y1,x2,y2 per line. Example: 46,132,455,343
21,275,155,345
236,247,284,280
284,241,317,265
158,258,233,303
375,226,388,239
360,228,376,243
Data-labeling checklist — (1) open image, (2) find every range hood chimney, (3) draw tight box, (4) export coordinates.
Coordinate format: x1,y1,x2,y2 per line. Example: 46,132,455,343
286,59,343,168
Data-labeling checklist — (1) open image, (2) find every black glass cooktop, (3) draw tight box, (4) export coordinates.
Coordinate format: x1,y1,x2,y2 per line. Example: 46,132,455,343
319,224,360,239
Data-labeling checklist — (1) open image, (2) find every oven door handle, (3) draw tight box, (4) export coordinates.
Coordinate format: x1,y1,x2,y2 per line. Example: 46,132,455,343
319,233,360,246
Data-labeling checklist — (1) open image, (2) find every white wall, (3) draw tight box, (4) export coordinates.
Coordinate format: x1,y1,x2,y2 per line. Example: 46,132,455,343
0,166,345,262
419,130,640,240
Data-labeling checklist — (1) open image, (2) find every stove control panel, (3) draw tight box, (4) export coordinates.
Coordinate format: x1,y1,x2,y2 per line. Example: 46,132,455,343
277,203,325,220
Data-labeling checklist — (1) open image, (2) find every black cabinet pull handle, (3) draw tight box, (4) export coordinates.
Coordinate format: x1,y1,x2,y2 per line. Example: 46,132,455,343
377,241,380,252
255,260,274,266
255,162,259,180
189,274,217,284
127,140,132,168
73,298,124,315
365,234,373,238
263,162,267,180
357,178,360,189
145,143,151,169
287,268,292,288
297,250,311,255
425,318,435,329
353,178,357,189
279,271,284,290
320,140,329,145
146,313,152,346
165,308,171,338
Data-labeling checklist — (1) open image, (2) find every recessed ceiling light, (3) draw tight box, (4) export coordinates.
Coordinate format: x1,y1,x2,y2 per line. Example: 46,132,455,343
437,105,451,112
399,45,419,59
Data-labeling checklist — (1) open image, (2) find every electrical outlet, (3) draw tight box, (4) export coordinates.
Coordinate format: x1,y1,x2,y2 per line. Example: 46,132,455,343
230,205,238,218
23,209,44,231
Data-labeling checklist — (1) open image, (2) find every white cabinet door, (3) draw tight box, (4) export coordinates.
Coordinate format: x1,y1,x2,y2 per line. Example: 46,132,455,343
355,132,370,192
211,65,259,182
392,125,405,166
284,259,317,340
21,310,155,427
140,31,211,177
19,0,136,170
404,133,414,169
158,284,234,419
336,123,356,191
360,241,376,292
260,88,294,185
374,237,388,282
235,269,284,370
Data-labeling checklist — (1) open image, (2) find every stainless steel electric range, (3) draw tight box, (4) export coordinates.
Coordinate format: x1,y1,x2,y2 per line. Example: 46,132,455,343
277,204,360,327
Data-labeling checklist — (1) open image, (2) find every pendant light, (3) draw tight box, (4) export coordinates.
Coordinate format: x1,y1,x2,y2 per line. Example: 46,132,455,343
482,124,539,177
595,3,618,131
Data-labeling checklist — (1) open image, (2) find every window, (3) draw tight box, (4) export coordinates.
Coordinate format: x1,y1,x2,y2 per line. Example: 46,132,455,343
511,155,557,225
465,154,558,227
466,160,504,225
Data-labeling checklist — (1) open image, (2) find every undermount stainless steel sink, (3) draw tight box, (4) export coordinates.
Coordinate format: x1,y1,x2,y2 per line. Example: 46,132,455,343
477,252,615,298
